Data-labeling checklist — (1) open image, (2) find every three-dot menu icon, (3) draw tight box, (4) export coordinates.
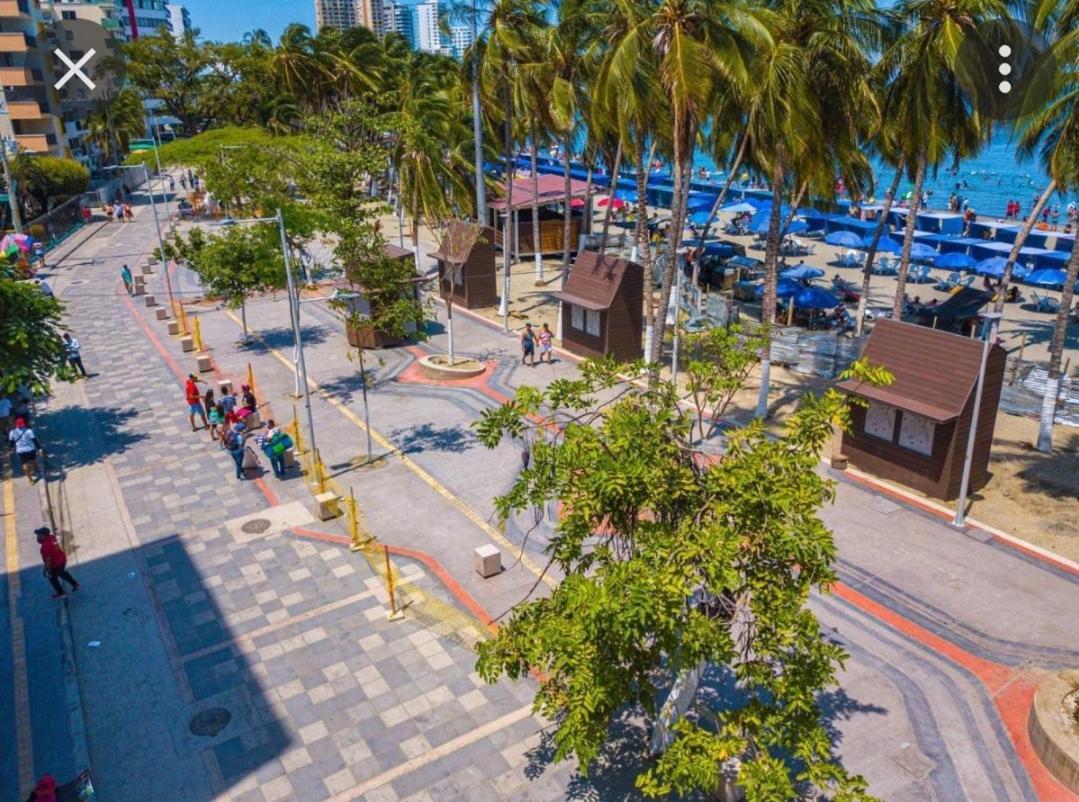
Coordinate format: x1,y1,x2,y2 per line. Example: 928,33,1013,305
956,18,1056,121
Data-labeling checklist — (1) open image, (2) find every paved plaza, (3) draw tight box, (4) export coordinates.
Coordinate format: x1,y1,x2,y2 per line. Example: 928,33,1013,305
2,184,1079,801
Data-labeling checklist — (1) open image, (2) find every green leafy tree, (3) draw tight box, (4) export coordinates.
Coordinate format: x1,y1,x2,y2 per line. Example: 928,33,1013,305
9,156,90,217
0,267,71,393
172,223,285,338
683,325,765,441
472,357,892,801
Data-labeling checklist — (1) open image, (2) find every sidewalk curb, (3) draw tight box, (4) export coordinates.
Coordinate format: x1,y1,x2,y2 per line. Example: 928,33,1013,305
46,220,107,269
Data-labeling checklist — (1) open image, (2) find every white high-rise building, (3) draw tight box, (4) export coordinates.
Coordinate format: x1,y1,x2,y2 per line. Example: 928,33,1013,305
449,25,472,59
167,4,190,38
413,1,442,54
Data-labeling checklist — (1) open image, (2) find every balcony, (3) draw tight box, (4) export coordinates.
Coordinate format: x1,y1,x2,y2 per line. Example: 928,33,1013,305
8,99,43,119
0,64,34,85
0,0,31,17
15,133,52,153
0,31,31,52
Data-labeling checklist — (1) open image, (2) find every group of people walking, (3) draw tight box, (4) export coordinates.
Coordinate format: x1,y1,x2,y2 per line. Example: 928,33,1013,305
184,374,292,481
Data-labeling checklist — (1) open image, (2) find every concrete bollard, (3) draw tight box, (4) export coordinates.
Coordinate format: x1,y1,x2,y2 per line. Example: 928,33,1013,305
316,492,340,520
196,353,213,373
144,294,156,307
141,263,153,275
180,335,195,352
282,449,297,469
155,307,168,320
217,379,233,396
243,410,261,430
474,544,502,578
166,320,180,335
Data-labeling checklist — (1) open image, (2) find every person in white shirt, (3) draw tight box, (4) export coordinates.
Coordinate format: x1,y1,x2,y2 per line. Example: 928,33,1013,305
34,279,54,298
8,416,42,483
62,333,87,378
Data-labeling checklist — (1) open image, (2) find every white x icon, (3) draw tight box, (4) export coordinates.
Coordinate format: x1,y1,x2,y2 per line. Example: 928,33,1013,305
54,48,97,90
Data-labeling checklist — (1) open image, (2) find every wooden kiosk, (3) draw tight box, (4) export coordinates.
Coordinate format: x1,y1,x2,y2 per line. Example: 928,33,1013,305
553,250,644,362
428,221,497,310
837,318,1005,500
486,173,595,260
344,243,420,349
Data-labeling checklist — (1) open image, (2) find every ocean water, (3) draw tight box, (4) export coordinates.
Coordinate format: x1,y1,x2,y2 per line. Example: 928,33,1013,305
690,128,1078,220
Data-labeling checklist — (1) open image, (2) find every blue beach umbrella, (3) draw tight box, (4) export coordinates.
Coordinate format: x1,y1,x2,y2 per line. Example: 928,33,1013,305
687,210,712,225
615,189,638,203
1024,268,1067,287
934,251,976,270
781,265,825,280
791,285,841,310
863,235,903,253
909,243,938,261
825,231,863,247
974,256,1009,278
755,278,803,299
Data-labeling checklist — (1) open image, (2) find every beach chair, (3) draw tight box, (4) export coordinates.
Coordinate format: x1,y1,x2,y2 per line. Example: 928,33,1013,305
934,272,959,291
909,264,932,283
1032,291,1060,313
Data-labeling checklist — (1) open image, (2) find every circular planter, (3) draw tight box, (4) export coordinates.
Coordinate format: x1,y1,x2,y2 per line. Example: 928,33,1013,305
418,355,486,380
1029,670,1079,793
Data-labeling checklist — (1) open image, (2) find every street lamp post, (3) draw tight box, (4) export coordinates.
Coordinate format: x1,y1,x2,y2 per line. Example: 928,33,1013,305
471,0,485,220
124,162,176,310
952,311,1002,528
146,103,172,223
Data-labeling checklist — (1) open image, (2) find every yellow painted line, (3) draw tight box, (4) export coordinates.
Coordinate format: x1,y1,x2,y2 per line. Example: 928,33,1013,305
4,470,34,796
326,703,536,802
221,308,556,589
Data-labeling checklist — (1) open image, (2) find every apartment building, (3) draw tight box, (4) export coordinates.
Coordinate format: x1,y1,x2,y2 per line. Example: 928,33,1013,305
0,0,69,158
314,0,378,32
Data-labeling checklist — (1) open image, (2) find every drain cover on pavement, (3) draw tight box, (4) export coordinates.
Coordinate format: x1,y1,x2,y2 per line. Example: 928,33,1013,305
241,519,272,534
189,707,231,737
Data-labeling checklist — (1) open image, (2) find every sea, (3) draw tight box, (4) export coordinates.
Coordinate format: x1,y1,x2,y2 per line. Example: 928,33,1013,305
686,128,1078,220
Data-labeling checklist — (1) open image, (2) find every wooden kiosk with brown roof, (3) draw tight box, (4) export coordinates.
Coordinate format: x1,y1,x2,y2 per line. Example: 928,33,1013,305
428,221,497,310
554,250,644,362
837,319,1006,500
487,174,595,259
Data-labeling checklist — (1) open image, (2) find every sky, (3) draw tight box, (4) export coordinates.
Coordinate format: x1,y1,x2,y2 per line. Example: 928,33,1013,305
181,0,315,43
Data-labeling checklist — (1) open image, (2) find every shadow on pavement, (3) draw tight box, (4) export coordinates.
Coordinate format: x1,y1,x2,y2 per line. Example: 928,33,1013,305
243,325,331,353
388,422,476,456
34,404,148,472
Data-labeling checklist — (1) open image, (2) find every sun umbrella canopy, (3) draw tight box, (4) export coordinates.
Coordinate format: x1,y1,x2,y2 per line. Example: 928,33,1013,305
597,197,625,209
908,243,938,260
863,235,902,253
934,251,976,269
755,278,803,299
974,256,1009,277
781,265,825,280
721,201,757,214
688,210,713,226
615,189,638,202
1025,268,1068,287
825,231,863,247
791,286,841,309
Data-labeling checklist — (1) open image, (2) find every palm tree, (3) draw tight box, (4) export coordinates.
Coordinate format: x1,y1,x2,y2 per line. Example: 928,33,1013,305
84,88,146,166
1018,0,1078,452
879,0,1001,320
477,0,547,331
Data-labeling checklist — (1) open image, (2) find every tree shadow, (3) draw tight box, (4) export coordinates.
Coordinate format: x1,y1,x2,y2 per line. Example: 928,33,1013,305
1005,314,1079,351
242,325,331,353
387,422,476,455
33,404,149,473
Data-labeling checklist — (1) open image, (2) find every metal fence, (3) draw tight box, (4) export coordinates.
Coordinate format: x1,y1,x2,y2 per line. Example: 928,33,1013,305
24,196,85,251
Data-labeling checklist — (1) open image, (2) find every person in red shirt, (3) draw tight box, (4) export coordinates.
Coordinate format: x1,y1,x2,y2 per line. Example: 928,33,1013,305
185,374,208,431
36,527,79,599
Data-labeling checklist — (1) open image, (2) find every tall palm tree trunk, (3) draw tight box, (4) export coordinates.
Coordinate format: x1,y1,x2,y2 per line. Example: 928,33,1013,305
650,123,687,367
994,181,1056,314
562,133,573,275
1037,233,1078,452
530,132,543,283
600,141,623,251
636,133,657,363
500,86,514,331
856,166,904,336
755,161,785,419
893,152,926,320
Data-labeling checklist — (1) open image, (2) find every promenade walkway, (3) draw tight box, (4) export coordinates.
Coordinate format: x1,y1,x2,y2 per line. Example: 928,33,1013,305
2,183,1078,802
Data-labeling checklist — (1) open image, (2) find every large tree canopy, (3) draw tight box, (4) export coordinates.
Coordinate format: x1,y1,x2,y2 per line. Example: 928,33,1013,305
0,267,71,393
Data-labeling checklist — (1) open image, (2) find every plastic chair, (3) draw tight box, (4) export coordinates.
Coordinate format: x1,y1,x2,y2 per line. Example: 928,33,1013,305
934,271,958,291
